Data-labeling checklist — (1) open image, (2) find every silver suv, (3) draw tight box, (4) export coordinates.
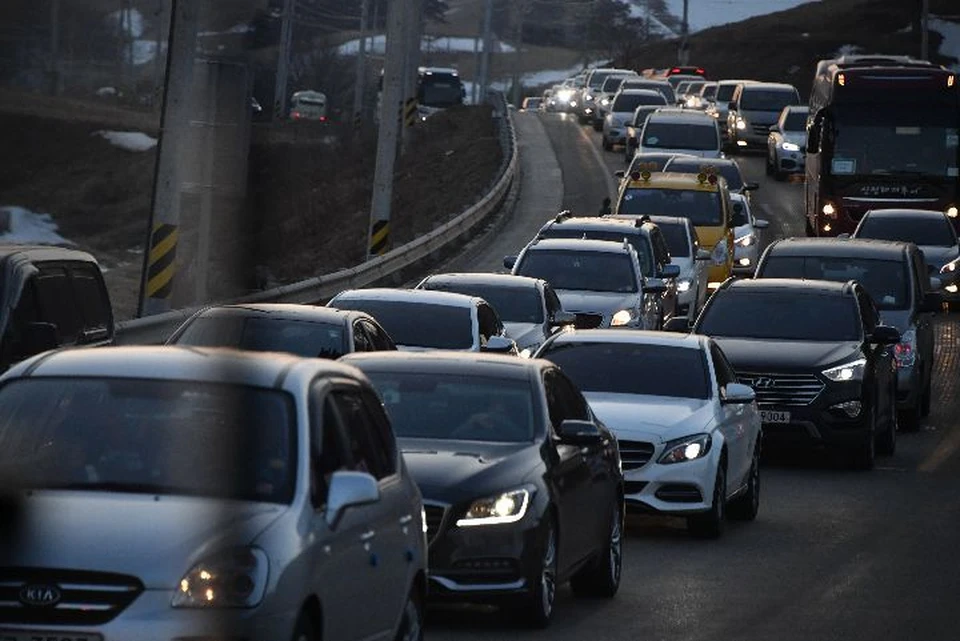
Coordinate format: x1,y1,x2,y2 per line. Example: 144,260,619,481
0,346,427,641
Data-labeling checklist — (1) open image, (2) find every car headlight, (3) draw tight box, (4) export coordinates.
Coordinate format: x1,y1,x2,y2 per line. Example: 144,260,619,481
711,241,729,265
611,309,637,326
781,141,800,152
601,98,611,106
894,328,917,368
736,118,746,130
735,233,756,247
172,547,269,608
585,94,594,102
677,277,692,293
822,358,867,382
570,100,577,107
658,434,712,465
947,205,958,218
942,259,958,274
457,488,531,526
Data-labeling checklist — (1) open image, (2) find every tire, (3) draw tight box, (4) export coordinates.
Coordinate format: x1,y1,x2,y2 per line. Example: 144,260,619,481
514,517,558,628
394,589,424,641
728,445,760,521
291,610,318,641
848,404,876,470
571,499,623,598
688,461,726,539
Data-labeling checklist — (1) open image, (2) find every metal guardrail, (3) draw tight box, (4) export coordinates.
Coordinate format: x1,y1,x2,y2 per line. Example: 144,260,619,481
115,92,518,345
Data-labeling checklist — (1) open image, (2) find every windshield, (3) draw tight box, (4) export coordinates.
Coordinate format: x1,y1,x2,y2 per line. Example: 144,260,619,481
857,216,956,247
716,84,739,102
618,188,723,226
365,372,535,442
758,256,911,310
685,82,706,94
655,222,691,257
516,250,638,293
0,378,296,503
829,122,959,177
665,160,744,191
642,122,718,151
784,111,808,131
538,228,654,276
614,93,666,112
423,283,543,323
540,342,710,399
173,315,345,358
419,77,463,108
740,88,799,111
295,96,325,106
590,70,621,89
333,299,473,349
699,292,861,341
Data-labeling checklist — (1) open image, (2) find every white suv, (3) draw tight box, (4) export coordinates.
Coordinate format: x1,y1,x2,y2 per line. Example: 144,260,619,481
638,108,723,159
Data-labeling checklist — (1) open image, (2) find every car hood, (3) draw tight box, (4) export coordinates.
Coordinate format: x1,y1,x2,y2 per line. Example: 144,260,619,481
734,223,753,238
400,438,542,505
710,338,863,372
877,309,913,334
918,245,960,270
6,493,286,589
503,322,544,350
584,392,713,443
555,290,640,318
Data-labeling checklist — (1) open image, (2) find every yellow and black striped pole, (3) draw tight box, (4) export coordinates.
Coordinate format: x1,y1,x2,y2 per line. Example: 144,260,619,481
144,222,179,304
369,219,390,257
404,98,418,127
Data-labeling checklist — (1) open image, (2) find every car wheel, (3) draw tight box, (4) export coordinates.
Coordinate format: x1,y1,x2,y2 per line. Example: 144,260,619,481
688,461,725,538
394,588,424,641
515,517,558,628
571,499,623,597
291,610,319,641
849,403,877,470
728,445,760,521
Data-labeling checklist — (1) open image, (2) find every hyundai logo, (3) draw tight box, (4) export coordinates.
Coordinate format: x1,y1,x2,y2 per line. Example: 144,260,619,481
19,584,62,608
753,377,776,390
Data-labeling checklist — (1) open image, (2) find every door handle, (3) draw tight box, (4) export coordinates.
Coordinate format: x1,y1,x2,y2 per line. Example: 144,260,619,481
360,530,376,542
399,514,413,525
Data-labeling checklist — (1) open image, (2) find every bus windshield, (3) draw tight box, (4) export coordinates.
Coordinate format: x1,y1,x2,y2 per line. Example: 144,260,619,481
829,119,960,178
419,74,463,108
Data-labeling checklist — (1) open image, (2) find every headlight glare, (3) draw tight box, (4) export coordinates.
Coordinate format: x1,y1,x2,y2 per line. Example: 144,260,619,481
822,358,867,382
658,434,712,465
735,233,756,247
610,309,636,326
947,205,958,218
457,488,531,526
677,278,692,293
736,118,746,130
172,547,269,609
781,141,801,152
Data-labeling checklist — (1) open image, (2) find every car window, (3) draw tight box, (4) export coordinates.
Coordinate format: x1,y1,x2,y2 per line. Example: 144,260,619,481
1,277,42,366
35,266,81,344
619,188,723,226
332,299,473,350
360,319,395,351
855,287,880,331
329,389,394,480
656,222,692,257
710,343,737,389
642,122,718,151
309,386,352,507
516,249,639,293
544,286,562,317
542,369,589,429
352,321,373,352
651,228,672,266
476,303,501,342
69,264,111,334
758,255,910,310
857,215,956,247
698,291,862,341
538,228,654,276
554,370,591,420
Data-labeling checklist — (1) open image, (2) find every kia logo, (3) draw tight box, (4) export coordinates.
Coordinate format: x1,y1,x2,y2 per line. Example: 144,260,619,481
19,584,62,607
753,377,776,390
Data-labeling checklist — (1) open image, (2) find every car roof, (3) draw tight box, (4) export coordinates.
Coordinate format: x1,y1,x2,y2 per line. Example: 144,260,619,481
542,216,650,235
723,277,853,296
0,245,98,264
615,89,663,98
4,345,359,389
340,350,543,381
547,328,705,349
197,303,357,323
740,82,798,92
523,237,633,254
766,237,910,259
332,288,482,308
716,79,759,85
422,273,544,289
665,157,740,170
645,109,716,125
624,172,721,192
861,208,949,221
645,215,692,229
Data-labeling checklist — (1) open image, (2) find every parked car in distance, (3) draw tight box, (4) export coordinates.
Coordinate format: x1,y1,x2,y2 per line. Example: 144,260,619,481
166,304,396,358
0,346,427,641
342,351,624,628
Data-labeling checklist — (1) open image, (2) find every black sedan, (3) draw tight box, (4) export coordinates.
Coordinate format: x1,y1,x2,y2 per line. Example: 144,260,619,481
692,278,900,469
341,351,624,627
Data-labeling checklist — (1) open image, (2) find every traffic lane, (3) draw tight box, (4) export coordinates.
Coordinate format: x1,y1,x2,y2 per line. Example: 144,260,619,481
539,113,617,214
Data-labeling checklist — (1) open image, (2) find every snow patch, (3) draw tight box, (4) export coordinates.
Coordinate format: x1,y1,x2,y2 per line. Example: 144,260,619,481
94,131,158,152
337,35,514,55
930,16,960,71
0,206,74,247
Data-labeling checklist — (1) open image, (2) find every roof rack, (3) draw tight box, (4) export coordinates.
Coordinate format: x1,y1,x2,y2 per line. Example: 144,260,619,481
555,210,573,223
635,215,652,228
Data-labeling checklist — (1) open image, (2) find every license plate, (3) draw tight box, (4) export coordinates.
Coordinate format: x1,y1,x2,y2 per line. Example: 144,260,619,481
0,631,102,641
760,409,791,424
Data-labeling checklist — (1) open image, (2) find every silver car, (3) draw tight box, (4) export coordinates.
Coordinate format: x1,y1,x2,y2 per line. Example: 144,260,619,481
766,105,809,179
647,215,711,323
0,346,427,641
730,193,770,276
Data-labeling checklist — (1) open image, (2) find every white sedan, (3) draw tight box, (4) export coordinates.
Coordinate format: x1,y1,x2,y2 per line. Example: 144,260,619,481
730,193,769,276
536,330,762,538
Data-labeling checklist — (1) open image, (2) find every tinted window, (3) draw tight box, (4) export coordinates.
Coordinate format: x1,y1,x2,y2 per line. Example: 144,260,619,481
602,76,627,92
784,111,808,131
332,299,474,350
642,122,718,151
365,372,535,442
589,70,618,89
758,255,910,310
541,342,710,399
1,279,41,365
329,390,394,480
309,390,350,506
740,88,800,111
613,92,666,112
35,268,80,343
620,81,675,103
174,315,346,358
0,379,296,503
516,249,638,293
632,106,661,127
618,188,723,226
857,216,956,247
655,222,691,257
665,159,744,191
538,228,654,276
477,304,501,341
698,291,861,341
702,85,717,99
716,84,738,102
423,282,543,323
360,320,395,351
71,266,111,333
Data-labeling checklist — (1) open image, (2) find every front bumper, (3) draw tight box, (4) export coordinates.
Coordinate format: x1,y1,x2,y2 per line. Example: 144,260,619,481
623,449,719,515
776,147,805,172
753,382,871,450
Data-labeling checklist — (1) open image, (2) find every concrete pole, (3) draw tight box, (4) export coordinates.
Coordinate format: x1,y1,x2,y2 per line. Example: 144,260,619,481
679,0,690,64
401,0,424,151
273,0,295,121
920,0,930,60
477,0,494,101
153,0,166,108
511,1,524,109
472,35,480,104
352,0,370,130
368,0,409,259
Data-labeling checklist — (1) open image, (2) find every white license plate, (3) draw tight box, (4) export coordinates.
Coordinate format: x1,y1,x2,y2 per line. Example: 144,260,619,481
760,409,791,424
0,632,102,641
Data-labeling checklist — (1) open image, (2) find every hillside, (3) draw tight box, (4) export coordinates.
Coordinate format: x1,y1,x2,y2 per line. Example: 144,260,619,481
619,0,960,97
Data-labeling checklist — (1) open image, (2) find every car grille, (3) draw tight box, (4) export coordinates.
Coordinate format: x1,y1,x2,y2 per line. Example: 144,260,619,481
618,440,656,470
423,504,446,544
738,372,825,406
0,567,143,625
574,313,604,329
752,124,772,136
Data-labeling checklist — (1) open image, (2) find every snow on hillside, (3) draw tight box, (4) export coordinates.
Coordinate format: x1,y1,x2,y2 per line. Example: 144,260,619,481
660,0,819,34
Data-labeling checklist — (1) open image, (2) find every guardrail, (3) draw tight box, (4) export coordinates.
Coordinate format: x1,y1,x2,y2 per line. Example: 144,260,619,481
115,92,518,345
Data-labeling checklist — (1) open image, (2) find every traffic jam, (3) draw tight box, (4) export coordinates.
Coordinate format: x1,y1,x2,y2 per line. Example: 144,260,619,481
1,56,960,641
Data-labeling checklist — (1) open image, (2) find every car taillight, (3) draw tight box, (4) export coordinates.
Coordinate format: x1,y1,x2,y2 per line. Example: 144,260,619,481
894,330,917,368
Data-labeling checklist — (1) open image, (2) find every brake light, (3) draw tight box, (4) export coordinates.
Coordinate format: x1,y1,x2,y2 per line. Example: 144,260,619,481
949,75,956,88
838,73,846,86
292,111,301,119
320,115,327,122
696,68,705,74
671,67,681,74
894,329,917,368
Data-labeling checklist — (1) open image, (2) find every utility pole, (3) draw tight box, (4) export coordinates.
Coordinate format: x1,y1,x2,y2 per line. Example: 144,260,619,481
153,0,166,108
678,0,690,64
920,0,930,60
368,0,409,258
644,0,650,42
274,0,295,120
48,0,61,96
510,1,525,109
401,0,423,152
352,0,370,131
477,0,494,101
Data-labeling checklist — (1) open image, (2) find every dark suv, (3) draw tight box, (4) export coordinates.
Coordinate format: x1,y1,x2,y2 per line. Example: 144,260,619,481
755,238,941,430
693,278,900,469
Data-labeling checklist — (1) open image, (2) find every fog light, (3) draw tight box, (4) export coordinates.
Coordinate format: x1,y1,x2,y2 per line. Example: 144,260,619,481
831,400,862,418
739,257,751,266
736,140,748,147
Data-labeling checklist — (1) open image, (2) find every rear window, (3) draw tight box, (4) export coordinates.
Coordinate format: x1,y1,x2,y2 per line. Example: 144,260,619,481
332,299,474,349
701,85,717,99
757,255,911,310
715,84,738,102
642,121,718,151
856,215,956,248
783,111,808,131
538,228,654,275
740,88,800,111
516,249,638,293
421,283,544,324
698,291,861,341
613,92,666,112
172,315,346,358
602,76,627,92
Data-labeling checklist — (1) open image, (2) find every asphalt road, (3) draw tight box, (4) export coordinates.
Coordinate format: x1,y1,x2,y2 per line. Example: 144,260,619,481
430,112,960,641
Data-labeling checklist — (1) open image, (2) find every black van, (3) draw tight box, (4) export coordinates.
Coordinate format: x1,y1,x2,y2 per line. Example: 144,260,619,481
0,246,114,370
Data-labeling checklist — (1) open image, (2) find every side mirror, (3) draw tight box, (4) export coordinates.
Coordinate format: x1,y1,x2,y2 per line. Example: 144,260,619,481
557,419,602,445
754,218,770,229
768,125,778,133
695,248,712,261
869,325,902,345
644,277,667,294
663,317,690,333
550,310,577,327
23,322,60,355
503,255,518,270
744,182,760,191
920,291,943,313
614,170,625,179
482,336,518,354
662,264,682,279
325,471,380,528
722,382,756,405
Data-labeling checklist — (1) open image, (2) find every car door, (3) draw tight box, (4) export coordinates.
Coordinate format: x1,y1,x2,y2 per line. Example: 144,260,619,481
691,226,709,314
711,343,750,492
